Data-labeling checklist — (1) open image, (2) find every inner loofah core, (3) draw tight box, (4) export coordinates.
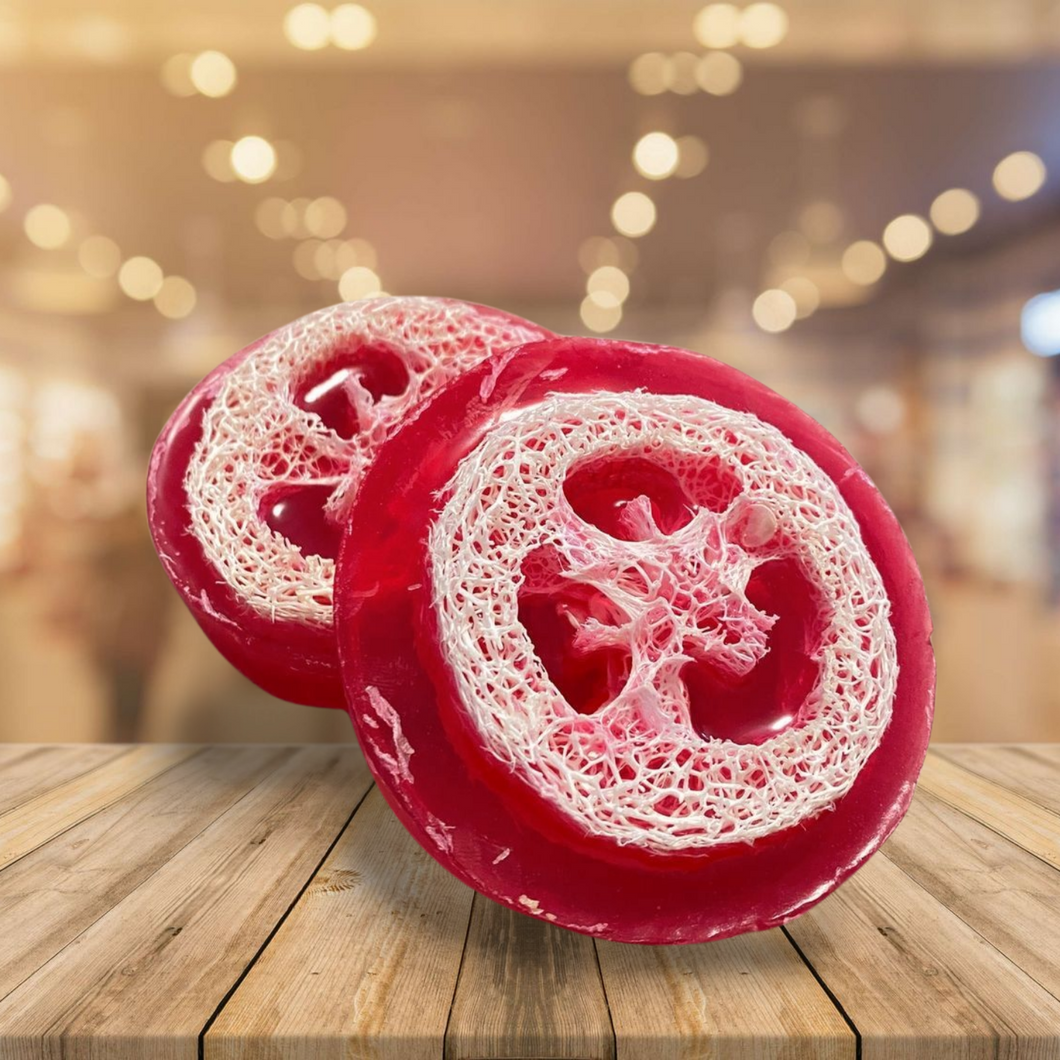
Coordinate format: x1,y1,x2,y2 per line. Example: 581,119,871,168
184,298,547,628
428,392,898,852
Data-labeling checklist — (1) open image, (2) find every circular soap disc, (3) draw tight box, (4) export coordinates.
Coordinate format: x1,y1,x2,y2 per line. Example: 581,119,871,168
147,297,550,708
336,337,935,942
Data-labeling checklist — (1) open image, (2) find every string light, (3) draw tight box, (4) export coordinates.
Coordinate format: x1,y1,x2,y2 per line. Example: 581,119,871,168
992,151,1046,201
24,204,72,249
330,4,377,49
692,4,741,48
882,214,933,262
930,188,980,235
627,53,670,96
752,289,797,332
695,52,742,95
611,192,656,238
739,3,789,48
189,50,237,98
154,276,197,319
230,136,277,184
841,240,887,285
338,265,382,299
586,266,630,308
78,235,122,278
674,136,709,178
118,256,164,301
284,3,332,49
580,297,622,333
632,132,680,180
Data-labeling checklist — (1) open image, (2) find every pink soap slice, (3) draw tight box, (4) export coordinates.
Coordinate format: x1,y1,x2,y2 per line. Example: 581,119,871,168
336,337,935,943
146,297,551,708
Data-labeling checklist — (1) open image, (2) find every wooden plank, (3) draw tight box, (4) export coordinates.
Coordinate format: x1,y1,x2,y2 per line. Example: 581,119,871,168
205,787,474,1060
0,745,130,815
917,751,1060,870
0,745,202,872
932,744,1060,816
446,893,613,1060
784,847,1060,1059
0,745,370,1060
597,928,854,1060
881,787,1060,1004
0,745,292,999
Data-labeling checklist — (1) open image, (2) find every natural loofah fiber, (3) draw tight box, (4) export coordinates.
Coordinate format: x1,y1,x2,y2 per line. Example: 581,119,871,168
428,391,898,852
184,297,547,628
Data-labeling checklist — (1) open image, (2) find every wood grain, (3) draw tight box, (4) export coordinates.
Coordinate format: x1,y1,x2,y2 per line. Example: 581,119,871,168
204,787,475,1060
0,746,292,999
597,928,854,1060
784,845,1060,1059
918,750,1060,870
0,745,129,815
881,788,1060,1003
446,893,613,1060
932,743,1060,815
0,745,202,872
0,746,369,1060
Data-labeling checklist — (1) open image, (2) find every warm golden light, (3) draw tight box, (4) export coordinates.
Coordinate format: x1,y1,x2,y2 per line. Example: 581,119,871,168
255,198,290,239
230,136,277,184
930,188,980,235
627,53,670,96
202,140,236,182
0,174,11,213
799,200,843,243
154,276,197,319
674,136,709,178
284,3,332,50
293,239,324,280
611,192,656,238
768,230,811,269
304,196,348,238
24,204,72,249
780,276,820,319
331,4,377,50
882,214,933,262
339,265,383,300
740,3,789,48
189,50,237,98
78,235,121,278
752,288,797,332
692,4,741,49
632,132,680,180
313,240,344,279
282,197,312,238
580,296,622,333
336,238,377,271
118,256,164,301
992,151,1046,202
669,52,699,95
841,240,887,285
695,51,742,95
160,53,195,97
586,266,630,308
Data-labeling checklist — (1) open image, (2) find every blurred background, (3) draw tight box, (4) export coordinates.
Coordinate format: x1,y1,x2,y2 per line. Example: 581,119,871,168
1,0,1059,745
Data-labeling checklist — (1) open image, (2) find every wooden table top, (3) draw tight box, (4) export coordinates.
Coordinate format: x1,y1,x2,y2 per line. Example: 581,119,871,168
0,743,1058,1059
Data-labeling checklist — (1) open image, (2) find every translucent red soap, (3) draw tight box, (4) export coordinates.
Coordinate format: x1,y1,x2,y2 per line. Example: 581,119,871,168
146,297,551,707
335,337,935,943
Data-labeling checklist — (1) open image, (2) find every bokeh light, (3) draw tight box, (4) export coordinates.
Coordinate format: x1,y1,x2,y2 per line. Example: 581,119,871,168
739,3,789,48
0,174,10,212
284,3,332,50
202,140,236,182
674,136,709,178
611,192,657,238
255,198,290,239
154,276,197,319
230,136,278,184
331,4,377,50
752,288,797,332
993,151,1047,201
189,50,237,98
668,52,699,95
632,132,680,180
930,188,980,235
338,265,383,299
692,4,741,48
304,196,348,237
695,52,743,95
24,204,72,249
118,256,164,301
160,53,195,97
78,235,122,278
882,213,933,261
780,276,820,319
627,52,670,96
293,239,324,280
586,265,630,308
799,200,843,243
841,240,887,285
580,296,622,333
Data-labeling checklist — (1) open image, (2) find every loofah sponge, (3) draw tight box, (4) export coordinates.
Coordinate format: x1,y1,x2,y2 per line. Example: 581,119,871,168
336,336,935,944
147,297,550,707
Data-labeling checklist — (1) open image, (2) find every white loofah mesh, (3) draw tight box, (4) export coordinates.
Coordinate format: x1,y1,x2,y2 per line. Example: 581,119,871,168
184,298,547,627
428,392,898,851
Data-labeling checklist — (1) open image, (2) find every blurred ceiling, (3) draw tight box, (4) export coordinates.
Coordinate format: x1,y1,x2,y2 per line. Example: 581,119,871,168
0,0,1059,330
